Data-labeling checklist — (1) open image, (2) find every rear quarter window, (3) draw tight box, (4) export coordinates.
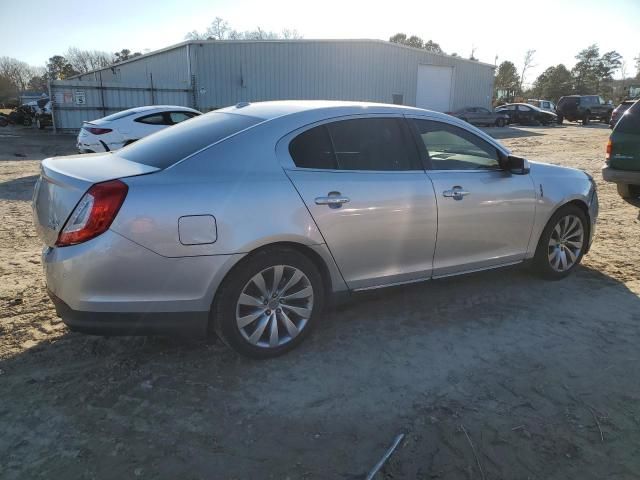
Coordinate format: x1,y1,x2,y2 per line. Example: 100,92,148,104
117,112,262,169
615,102,640,134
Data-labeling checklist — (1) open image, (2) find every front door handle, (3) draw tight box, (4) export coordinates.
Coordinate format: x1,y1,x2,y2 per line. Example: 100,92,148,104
442,186,470,200
315,192,350,208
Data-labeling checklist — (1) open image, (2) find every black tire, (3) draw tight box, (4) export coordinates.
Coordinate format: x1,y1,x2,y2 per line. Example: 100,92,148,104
582,111,590,125
0,117,7,127
211,247,325,359
557,115,564,124
532,204,588,280
617,183,640,199
496,118,506,127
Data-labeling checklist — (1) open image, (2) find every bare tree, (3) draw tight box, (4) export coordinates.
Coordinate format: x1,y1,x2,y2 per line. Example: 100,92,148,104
184,30,207,40
0,57,34,95
206,17,230,40
281,28,302,39
65,48,114,73
519,49,536,91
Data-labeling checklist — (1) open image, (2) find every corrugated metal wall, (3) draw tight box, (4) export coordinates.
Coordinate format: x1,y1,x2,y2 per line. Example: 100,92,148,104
71,40,494,113
190,40,494,111
74,46,191,86
50,79,192,132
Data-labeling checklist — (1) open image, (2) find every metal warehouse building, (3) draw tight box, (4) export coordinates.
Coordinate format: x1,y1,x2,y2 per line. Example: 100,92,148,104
54,39,495,129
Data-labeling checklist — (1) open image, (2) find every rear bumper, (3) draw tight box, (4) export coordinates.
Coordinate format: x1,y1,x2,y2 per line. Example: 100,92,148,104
602,166,640,185
49,290,208,336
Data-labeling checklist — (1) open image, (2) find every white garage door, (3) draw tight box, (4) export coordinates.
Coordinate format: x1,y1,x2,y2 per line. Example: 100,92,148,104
415,65,453,112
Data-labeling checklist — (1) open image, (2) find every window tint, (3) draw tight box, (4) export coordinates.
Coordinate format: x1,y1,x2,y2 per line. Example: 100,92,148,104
289,125,337,169
412,119,501,171
136,113,167,125
616,101,640,134
326,118,417,171
118,112,262,169
169,111,196,124
518,105,531,111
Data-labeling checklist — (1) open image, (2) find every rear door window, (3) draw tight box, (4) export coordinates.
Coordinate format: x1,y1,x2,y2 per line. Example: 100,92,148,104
289,118,420,171
135,113,168,125
168,111,197,124
289,125,338,169
327,118,419,171
118,112,262,169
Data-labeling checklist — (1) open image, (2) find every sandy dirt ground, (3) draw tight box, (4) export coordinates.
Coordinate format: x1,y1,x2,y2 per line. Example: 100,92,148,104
1,124,639,479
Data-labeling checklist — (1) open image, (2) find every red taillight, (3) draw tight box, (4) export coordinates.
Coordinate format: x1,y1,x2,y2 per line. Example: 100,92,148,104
83,126,113,135
56,180,128,246
606,139,612,162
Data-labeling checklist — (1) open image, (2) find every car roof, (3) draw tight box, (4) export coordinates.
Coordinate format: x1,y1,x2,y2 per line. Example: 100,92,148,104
216,100,450,121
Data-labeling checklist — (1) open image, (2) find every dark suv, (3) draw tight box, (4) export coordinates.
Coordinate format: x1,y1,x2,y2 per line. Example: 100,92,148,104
602,99,640,198
556,95,613,125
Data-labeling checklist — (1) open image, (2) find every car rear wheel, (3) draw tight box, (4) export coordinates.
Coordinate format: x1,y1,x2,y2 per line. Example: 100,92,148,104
211,247,325,358
533,205,587,280
583,111,590,125
617,183,640,199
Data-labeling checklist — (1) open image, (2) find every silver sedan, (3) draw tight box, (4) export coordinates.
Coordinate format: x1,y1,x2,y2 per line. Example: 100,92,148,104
32,101,598,358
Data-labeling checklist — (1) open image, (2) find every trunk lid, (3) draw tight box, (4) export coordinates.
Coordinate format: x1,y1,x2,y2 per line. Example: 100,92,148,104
32,153,159,246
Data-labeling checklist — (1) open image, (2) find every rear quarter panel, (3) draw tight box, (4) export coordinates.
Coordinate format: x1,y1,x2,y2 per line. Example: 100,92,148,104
109,124,325,258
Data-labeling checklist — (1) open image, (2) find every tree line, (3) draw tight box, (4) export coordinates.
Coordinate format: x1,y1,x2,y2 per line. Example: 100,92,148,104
496,45,639,103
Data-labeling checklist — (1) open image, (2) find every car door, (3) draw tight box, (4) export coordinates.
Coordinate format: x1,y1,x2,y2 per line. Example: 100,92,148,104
409,117,536,276
516,105,534,124
280,115,438,290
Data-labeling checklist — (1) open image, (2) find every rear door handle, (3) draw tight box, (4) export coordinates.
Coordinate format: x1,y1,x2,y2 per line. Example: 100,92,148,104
442,186,470,200
315,192,350,208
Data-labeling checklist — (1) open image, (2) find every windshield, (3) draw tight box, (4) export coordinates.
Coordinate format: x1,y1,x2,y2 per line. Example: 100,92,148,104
117,112,263,169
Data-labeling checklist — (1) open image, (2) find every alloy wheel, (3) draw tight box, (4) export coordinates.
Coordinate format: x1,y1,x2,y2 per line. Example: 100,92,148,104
547,215,584,272
235,265,314,348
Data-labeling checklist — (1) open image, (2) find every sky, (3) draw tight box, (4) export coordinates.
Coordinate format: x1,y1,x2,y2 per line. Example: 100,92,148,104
1,0,639,85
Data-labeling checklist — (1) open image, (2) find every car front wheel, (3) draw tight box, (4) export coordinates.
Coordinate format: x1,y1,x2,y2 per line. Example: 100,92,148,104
211,247,325,358
533,205,588,280
496,118,506,127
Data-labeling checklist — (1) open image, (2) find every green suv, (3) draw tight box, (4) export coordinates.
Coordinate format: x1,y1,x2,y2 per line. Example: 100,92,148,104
602,99,640,198
557,95,613,125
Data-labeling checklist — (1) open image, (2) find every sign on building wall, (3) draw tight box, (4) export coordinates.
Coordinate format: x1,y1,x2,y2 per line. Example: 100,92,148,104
74,90,86,105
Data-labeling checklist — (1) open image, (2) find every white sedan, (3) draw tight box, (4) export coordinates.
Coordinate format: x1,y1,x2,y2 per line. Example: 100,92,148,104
77,105,201,153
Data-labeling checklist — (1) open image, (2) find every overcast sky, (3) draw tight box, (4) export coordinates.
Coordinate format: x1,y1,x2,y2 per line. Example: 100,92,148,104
2,0,638,84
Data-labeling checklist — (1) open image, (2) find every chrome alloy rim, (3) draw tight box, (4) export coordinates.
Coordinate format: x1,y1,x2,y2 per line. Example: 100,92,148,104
548,215,584,272
236,265,314,348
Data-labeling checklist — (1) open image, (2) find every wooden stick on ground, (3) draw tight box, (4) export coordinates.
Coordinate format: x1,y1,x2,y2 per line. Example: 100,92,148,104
365,433,405,480
460,424,486,480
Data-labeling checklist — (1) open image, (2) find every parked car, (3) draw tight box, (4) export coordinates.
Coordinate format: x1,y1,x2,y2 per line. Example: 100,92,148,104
556,95,613,125
609,100,636,128
602,99,640,198
77,105,201,153
33,101,598,358
447,106,509,127
527,99,556,112
495,103,558,125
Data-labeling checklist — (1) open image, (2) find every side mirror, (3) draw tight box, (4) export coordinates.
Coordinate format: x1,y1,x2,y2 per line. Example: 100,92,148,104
499,153,530,175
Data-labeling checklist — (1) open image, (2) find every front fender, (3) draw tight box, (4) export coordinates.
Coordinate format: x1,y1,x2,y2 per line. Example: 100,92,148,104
525,162,596,258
